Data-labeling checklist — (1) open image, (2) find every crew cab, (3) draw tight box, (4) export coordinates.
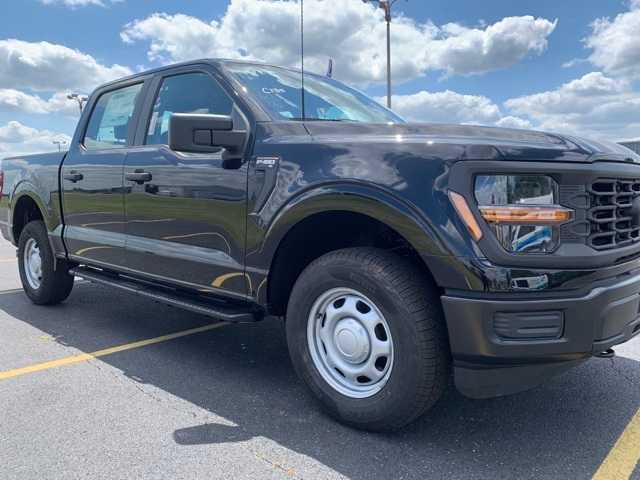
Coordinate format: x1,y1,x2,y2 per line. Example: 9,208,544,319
1,59,639,431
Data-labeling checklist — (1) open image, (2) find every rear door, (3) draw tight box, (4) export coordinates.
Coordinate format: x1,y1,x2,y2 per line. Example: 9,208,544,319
61,80,146,268
123,67,250,298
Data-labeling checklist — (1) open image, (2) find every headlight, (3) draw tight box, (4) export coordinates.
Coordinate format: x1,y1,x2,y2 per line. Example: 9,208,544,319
473,175,573,253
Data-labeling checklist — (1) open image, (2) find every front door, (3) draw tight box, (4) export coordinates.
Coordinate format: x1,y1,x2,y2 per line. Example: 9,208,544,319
124,70,249,298
61,81,145,268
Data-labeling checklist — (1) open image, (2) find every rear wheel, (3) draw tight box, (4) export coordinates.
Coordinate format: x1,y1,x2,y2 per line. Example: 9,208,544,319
18,220,74,305
286,247,450,431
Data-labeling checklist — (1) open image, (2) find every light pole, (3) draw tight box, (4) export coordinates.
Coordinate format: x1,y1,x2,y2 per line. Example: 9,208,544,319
52,140,67,152
362,0,403,109
67,93,88,114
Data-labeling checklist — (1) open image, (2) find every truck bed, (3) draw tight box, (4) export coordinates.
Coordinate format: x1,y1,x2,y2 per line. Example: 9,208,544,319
0,151,67,245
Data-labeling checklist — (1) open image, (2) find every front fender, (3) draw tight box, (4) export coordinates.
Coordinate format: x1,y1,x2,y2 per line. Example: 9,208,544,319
265,182,448,258
247,182,477,303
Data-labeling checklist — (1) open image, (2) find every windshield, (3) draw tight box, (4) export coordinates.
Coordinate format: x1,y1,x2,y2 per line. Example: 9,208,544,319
223,62,404,124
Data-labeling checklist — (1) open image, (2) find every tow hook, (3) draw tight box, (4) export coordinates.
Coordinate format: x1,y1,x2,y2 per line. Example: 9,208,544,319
594,348,615,359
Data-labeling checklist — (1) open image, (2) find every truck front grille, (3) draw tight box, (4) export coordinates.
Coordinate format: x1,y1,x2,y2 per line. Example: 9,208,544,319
588,178,640,250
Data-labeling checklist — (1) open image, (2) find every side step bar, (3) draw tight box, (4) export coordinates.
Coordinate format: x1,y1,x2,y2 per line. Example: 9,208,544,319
70,266,263,323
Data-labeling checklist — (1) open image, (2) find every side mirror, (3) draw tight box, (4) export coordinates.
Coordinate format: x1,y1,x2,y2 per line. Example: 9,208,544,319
169,114,247,164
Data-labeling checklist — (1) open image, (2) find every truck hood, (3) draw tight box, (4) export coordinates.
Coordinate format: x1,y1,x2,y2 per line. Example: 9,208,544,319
303,122,640,164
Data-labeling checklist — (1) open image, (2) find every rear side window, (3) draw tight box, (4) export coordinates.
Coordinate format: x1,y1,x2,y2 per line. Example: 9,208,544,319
146,72,233,145
84,83,143,150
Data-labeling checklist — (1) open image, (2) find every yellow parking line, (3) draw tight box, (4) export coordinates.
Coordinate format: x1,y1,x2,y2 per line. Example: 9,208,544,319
0,288,24,296
0,322,227,381
593,408,640,480
0,258,16,263
0,281,88,297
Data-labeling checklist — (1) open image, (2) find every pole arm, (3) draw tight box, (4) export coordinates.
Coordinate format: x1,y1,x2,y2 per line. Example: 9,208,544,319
382,1,391,21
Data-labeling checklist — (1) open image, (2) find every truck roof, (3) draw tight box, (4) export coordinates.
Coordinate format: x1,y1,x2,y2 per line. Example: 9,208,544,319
96,58,301,90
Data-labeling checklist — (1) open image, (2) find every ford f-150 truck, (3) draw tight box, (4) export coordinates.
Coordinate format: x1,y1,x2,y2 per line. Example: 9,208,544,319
2,59,639,431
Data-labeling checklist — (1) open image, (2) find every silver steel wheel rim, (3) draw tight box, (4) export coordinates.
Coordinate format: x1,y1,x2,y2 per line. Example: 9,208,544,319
23,238,43,290
307,287,394,398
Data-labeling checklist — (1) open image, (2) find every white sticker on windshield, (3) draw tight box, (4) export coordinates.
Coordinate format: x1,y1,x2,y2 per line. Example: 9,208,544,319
160,111,172,135
263,87,286,95
148,111,159,135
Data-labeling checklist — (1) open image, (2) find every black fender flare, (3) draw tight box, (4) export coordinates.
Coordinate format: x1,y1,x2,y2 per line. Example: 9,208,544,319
253,182,459,304
11,184,49,229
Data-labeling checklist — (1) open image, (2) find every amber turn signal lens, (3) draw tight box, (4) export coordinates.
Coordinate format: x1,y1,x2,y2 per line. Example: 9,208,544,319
449,191,483,241
479,206,572,224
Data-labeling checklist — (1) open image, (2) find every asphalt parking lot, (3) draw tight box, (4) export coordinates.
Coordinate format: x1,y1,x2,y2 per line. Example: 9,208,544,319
0,237,638,480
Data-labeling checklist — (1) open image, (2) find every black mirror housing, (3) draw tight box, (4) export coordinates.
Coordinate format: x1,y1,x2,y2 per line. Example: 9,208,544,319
169,114,247,158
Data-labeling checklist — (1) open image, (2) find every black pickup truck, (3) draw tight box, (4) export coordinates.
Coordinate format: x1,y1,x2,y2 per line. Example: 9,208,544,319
2,59,639,431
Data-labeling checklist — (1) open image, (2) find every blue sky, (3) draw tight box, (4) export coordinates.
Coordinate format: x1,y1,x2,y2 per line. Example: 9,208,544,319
1,0,639,157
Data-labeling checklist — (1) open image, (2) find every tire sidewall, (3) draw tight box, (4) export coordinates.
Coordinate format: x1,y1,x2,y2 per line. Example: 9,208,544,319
287,254,432,427
18,221,56,304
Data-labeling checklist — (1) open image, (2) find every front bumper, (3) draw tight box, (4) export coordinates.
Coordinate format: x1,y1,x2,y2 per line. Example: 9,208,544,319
442,269,640,399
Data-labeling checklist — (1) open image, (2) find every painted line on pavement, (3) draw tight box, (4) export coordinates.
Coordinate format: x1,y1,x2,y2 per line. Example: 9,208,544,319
593,408,640,480
0,281,89,297
0,322,227,381
0,287,26,296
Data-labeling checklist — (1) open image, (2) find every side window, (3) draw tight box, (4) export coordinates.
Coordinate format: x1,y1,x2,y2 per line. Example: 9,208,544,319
146,72,234,145
84,83,143,150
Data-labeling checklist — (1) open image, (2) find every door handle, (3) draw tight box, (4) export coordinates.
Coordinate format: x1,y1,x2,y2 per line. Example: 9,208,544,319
63,171,84,183
125,170,152,184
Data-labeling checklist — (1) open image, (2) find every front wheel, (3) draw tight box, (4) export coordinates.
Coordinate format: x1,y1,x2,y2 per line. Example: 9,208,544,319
18,220,74,305
286,247,450,431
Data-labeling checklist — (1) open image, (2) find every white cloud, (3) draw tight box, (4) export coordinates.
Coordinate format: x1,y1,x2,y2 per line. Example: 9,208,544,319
427,16,557,77
562,58,588,69
384,90,532,131
495,116,532,130
40,0,122,7
0,39,131,92
0,121,71,158
585,0,640,79
386,90,502,124
0,89,79,116
121,0,556,85
505,72,640,139
506,72,630,116
520,0,640,141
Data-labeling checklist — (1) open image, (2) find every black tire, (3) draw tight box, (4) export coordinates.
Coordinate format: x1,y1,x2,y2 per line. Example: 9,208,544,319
286,247,450,431
17,220,74,305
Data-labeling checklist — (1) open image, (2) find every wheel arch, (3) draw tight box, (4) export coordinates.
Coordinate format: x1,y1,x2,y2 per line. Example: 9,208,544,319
257,183,451,314
11,190,46,243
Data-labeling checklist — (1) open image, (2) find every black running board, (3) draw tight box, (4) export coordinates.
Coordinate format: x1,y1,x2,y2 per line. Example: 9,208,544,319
70,266,263,323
